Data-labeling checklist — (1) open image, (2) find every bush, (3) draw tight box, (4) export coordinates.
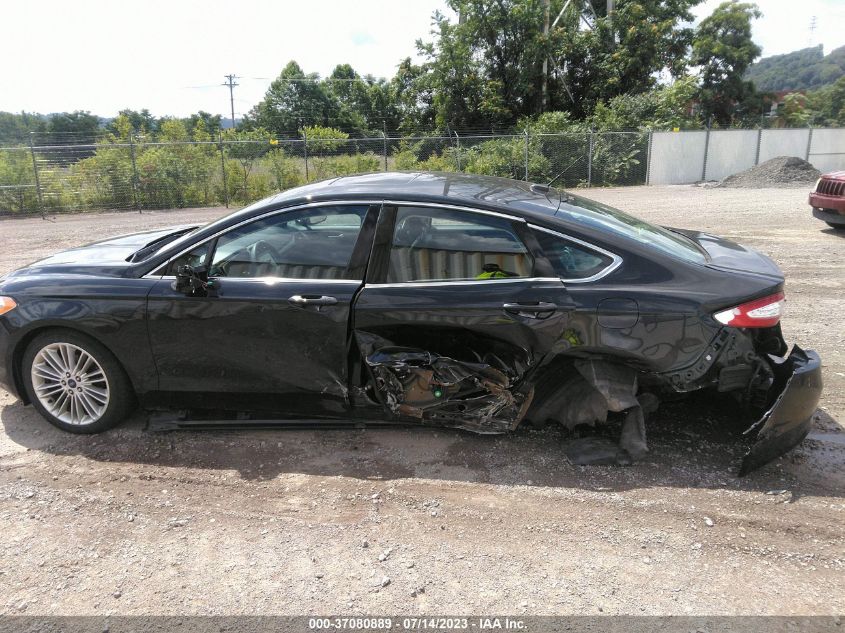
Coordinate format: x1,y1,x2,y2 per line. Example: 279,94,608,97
317,152,381,178
262,149,304,191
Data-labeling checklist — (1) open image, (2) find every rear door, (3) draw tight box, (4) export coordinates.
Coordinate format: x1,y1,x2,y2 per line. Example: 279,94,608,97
351,203,576,431
145,203,378,416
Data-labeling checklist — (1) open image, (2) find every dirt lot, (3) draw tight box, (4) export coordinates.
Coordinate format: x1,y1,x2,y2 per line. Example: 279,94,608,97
0,186,843,616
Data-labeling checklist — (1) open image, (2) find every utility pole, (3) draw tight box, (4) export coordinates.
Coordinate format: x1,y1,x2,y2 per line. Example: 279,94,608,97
606,0,614,43
222,74,239,130
541,0,550,112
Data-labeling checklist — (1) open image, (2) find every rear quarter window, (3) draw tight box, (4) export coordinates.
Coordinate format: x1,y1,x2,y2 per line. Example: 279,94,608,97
531,228,616,281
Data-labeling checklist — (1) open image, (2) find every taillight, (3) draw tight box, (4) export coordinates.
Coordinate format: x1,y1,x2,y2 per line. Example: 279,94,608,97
0,296,16,316
713,291,784,328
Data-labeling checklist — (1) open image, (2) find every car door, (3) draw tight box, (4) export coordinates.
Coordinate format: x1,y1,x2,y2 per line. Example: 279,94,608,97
145,203,379,417
350,203,577,432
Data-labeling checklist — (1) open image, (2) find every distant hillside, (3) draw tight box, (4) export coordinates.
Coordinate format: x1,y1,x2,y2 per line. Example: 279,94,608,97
746,45,845,92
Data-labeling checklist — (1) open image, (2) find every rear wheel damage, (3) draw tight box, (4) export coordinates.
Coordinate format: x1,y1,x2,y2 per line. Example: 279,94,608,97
354,322,821,476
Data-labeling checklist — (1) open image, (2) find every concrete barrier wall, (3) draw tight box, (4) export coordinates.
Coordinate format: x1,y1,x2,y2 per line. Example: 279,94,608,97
704,130,759,181
758,129,810,164
809,128,845,173
648,131,707,185
647,127,844,185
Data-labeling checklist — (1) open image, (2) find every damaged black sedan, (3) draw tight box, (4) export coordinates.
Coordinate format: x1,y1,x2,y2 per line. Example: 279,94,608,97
0,173,822,474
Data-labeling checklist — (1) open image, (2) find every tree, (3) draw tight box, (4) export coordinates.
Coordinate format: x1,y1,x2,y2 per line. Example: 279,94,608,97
106,109,159,137
0,112,48,143
590,75,701,130
418,0,701,127
550,0,699,118
390,57,436,132
418,2,548,128
691,1,762,125
245,61,335,134
186,111,222,139
806,76,845,126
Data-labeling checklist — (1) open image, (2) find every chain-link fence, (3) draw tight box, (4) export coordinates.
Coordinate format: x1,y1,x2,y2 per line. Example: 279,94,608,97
0,129,657,216
3,126,841,216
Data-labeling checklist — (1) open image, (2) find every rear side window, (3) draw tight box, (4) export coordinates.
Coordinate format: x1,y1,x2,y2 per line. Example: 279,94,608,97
387,206,533,283
532,228,616,280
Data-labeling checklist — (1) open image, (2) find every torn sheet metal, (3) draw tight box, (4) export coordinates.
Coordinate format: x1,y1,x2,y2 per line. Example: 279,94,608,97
356,332,531,432
529,358,649,464
739,346,822,475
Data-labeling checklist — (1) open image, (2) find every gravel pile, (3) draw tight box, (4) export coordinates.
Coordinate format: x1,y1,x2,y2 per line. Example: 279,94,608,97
719,156,820,188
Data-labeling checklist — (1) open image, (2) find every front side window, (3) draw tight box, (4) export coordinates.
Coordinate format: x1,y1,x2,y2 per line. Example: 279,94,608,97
387,206,533,283
532,229,615,280
208,205,367,280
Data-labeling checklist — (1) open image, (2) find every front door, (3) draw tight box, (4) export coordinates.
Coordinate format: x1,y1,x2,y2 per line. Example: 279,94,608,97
145,203,378,416
351,203,576,431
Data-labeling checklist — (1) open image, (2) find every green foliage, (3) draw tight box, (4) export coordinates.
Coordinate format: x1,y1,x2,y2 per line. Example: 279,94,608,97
590,76,701,130
0,148,39,212
263,148,305,191
418,0,698,125
746,45,845,92
550,0,699,119
464,137,550,182
245,62,403,136
774,93,811,128
301,125,348,154
691,1,762,125
321,153,381,177
0,112,48,143
805,76,845,126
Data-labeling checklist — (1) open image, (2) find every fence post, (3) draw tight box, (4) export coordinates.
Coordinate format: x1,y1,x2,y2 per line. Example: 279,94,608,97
453,130,461,171
129,133,141,213
303,127,309,181
524,129,529,182
805,126,814,162
701,123,711,182
382,122,388,171
586,131,594,187
754,128,762,166
645,130,653,186
28,133,44,219
218,130,229,209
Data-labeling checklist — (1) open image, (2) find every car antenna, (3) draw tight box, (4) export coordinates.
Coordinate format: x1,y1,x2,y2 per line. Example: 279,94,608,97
546,156,583,188
530,156,581,197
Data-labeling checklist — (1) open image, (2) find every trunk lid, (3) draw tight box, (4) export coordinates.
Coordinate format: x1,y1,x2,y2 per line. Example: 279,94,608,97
675,229,784,281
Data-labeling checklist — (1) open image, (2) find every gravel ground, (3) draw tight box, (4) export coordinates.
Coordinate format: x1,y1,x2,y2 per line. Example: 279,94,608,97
0,186,843,616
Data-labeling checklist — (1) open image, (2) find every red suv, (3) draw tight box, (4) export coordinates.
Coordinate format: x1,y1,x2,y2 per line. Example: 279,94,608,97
810,171,845,230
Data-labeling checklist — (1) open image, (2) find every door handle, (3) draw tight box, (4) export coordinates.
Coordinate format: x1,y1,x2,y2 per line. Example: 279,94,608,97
503,301,557,314
288,294,338,307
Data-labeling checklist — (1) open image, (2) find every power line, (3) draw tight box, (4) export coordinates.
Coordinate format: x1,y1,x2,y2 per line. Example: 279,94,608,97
222,74,240,129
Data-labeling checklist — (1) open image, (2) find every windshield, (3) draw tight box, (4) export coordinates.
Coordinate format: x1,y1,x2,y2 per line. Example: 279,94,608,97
556,193,706,264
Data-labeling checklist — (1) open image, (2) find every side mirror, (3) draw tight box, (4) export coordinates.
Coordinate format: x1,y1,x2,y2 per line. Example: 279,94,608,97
172,265,209,296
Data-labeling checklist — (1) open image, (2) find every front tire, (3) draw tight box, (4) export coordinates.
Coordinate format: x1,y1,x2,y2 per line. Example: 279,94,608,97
22,330,134,433
826,222,845,231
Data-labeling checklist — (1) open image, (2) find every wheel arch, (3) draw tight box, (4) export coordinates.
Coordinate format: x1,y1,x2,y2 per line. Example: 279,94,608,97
12,324,138,406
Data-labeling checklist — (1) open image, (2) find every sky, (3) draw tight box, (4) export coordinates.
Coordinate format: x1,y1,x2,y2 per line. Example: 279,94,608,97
1,0,844,120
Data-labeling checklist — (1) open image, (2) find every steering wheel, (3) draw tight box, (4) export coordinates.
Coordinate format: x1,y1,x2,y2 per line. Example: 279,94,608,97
247,240,282,265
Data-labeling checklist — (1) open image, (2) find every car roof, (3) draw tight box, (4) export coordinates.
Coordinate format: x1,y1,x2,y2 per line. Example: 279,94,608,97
259,172,562,220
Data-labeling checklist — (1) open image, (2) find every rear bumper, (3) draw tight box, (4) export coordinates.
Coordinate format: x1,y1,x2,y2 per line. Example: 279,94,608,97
740,346,822,475
809,192,845,214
